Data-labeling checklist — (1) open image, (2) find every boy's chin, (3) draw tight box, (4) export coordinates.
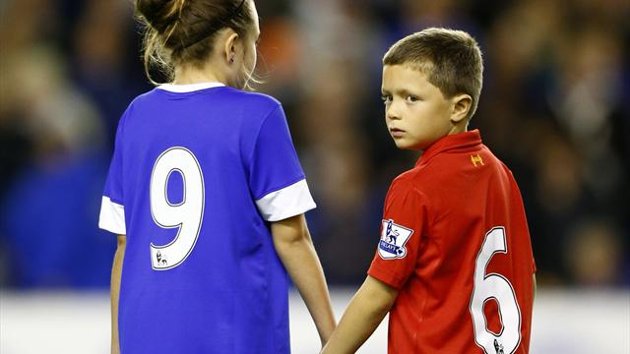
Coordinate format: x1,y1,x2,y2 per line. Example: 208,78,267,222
393,141,423,151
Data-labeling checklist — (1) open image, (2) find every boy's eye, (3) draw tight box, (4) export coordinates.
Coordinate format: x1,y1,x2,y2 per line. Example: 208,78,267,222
405,95,419,103
381,95,392,104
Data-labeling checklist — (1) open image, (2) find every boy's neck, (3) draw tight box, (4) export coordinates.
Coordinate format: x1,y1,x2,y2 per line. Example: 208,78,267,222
447,122,469,136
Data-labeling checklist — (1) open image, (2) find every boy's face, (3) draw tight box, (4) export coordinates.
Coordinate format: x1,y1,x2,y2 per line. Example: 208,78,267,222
381,64,454,150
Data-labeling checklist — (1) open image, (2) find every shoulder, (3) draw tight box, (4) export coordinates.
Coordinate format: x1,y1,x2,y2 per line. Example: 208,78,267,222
390,166,428,192
223,89,283,115
479,144,518,180
119,88,162,119
124,88,286,126
233,90,281,106
113,90,158,131
387,168,427,201
130,87,282,110
382,170,432,218
129,87,162,105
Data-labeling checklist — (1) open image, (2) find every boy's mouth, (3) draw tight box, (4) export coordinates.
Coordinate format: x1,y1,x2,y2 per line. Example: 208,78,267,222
389,127,405,138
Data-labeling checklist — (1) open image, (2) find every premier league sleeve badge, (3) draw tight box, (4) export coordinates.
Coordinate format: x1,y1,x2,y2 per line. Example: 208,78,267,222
378,219,414,260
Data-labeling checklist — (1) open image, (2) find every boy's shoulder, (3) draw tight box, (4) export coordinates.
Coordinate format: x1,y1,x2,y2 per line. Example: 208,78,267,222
391,157,442,188
388,167,426,197
387,141,490,194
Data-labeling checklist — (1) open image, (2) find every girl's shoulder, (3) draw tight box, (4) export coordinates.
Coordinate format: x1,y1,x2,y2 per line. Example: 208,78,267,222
121,86,286,125
224,88,282,111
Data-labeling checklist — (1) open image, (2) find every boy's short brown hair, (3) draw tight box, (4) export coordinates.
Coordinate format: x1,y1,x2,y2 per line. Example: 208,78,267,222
383,27,484,120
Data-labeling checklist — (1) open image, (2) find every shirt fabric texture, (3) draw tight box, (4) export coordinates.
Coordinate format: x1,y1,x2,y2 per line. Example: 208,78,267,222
98,84,315,354
368,130,535,354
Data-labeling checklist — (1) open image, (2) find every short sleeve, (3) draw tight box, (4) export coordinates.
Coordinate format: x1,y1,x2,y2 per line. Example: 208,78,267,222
367,179,428,289
98,112,127,235
249,105,316,222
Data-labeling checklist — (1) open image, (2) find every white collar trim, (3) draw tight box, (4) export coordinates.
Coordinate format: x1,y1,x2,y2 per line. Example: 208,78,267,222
157,82,225,93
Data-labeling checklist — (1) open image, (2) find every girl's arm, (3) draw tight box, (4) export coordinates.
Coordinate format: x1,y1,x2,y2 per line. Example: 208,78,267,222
321,276,398,353
271,214,336,346
111,235,126,354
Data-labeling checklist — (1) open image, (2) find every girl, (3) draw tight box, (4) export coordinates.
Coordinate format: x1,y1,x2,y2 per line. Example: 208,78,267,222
98,1,335,353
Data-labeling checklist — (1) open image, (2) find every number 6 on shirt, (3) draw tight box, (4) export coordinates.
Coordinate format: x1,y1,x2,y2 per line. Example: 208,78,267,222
149,147,205,270
470,227,521,353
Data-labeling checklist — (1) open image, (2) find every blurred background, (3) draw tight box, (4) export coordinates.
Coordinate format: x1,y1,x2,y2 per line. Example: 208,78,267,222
0,0,628,353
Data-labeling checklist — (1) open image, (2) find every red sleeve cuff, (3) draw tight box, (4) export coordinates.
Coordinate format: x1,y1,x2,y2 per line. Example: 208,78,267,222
367,264,406,290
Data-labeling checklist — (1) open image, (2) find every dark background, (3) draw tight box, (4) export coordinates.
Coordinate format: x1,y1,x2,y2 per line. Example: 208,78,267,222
1,0,628,290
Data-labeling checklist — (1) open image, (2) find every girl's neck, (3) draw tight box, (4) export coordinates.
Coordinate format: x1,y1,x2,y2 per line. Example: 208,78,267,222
173,65,225,85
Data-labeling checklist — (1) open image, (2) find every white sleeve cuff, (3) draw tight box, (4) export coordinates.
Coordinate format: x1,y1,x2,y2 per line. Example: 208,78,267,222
255,179,316,222
99,196,126,235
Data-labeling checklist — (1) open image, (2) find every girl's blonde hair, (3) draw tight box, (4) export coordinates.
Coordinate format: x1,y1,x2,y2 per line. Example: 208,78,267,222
135,0,255,85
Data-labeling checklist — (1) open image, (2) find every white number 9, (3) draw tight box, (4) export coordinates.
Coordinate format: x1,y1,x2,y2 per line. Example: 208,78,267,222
470,227,521,353
149,147,204,270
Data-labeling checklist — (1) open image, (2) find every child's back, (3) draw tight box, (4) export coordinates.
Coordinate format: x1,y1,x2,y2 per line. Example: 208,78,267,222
99,1,336,352
322,27,535,354
106,84,304,352
370,130,534,353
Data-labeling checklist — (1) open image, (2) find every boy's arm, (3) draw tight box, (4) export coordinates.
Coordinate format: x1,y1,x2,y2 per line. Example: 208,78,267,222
321,275,398,354
111,235,126,354
271,214,336,346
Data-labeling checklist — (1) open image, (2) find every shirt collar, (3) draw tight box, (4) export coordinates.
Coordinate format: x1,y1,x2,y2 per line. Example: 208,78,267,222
157,82,225,93
417,130,483,166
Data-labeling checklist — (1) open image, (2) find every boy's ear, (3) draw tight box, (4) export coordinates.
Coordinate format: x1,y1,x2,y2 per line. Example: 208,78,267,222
450,94,472,123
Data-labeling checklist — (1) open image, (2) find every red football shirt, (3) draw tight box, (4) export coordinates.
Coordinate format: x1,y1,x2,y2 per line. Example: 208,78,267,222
368,130,535,354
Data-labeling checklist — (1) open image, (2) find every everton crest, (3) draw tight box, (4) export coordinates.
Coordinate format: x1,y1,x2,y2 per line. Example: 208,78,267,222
378,219,414,260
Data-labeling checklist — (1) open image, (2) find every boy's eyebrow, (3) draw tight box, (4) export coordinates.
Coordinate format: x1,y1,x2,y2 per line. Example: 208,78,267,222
383,88,416,97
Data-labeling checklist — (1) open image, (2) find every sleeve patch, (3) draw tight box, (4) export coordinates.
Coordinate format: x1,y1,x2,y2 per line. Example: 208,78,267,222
378,219,414,260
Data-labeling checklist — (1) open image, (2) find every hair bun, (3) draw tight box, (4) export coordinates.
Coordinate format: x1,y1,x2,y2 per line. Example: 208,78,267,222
136,0,184,33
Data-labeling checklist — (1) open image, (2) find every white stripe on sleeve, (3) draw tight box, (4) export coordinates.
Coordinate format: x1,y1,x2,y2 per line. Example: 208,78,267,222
255,179,316,222
98,196,126,235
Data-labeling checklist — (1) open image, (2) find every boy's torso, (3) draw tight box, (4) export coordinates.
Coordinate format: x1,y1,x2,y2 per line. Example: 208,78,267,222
375,131,534,354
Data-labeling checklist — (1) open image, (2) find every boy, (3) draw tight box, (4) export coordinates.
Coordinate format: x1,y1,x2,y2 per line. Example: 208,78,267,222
322,28,535,353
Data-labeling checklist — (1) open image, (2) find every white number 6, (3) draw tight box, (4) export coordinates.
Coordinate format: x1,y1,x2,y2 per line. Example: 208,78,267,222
470,227,521,353
149,147,204,270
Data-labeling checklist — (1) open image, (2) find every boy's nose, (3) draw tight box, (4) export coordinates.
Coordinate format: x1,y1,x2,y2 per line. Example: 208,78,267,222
386,104,401,121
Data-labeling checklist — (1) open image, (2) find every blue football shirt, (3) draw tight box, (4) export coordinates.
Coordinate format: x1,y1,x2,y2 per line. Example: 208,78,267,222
98,82,316,353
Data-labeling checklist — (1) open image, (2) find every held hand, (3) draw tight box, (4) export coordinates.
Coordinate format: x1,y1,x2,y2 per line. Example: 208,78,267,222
319,321,336,348
319,276,398,354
